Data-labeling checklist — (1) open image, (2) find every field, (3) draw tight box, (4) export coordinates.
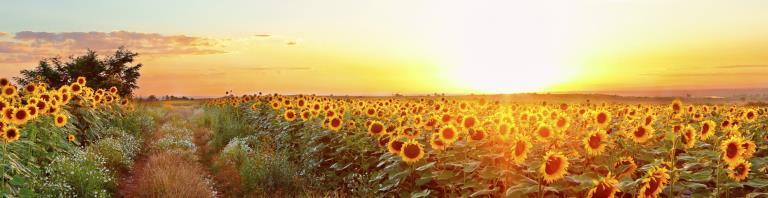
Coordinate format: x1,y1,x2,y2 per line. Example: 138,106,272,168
1,77,767,197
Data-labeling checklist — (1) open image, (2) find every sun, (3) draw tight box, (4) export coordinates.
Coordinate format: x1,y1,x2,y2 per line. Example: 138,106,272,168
427,1,580,94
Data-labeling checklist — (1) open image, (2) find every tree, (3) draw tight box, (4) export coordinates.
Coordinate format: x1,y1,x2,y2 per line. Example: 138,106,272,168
15,47,142,97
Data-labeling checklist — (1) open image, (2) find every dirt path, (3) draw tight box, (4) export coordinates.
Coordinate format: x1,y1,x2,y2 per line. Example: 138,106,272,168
117,104,221,198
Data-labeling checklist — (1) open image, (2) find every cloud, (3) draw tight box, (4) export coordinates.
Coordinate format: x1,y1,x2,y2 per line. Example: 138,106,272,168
0,32,8,37
0,31,226,64
234,66,311,71
714,64,768,69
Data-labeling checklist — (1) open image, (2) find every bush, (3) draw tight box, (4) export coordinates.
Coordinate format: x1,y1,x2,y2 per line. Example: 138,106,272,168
40,150,115,197
239,152,299,196
86,132,140,173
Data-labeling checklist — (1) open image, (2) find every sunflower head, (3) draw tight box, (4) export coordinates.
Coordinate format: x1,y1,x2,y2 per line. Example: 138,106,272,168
720,136,745,167
429,133,447,151
2,126,20,143
387,136,405,154
629,125,654,143
583,130,607,156
328,116,343,131
462,115,478,129
283,110,297,121
535,122,555,141
594,110,611,127
511,135,532,164
742,140,757,159
399,139,425,164
638,166,670,198
76,76,87,85
439,125,459,144
727,159,751,182
699,120,715,140
586,173,620,198
681,125,697,149
67,134,76,142
539,151,569,183
54,113,68,127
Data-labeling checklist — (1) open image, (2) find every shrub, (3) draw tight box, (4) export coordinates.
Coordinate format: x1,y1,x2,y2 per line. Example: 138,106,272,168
40,150,115,197
238,151,299,196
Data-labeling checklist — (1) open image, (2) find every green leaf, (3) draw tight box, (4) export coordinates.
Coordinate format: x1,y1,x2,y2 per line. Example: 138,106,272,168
469,189,496,197
744,178,768,188
463,161,481,173
416,161,436,171
411,189,431,198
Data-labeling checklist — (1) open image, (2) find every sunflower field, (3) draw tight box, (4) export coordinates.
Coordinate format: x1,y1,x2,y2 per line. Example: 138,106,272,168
0,77,156,197
202,94,768,197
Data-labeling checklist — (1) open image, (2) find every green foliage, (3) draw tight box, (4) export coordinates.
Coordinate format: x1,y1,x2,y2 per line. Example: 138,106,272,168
15,47,142,97
39,150,114,197
239,151,299,196
0,105,154,196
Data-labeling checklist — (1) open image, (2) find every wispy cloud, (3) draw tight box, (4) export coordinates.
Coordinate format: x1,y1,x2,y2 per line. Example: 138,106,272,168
0,31,226,64
0,32,8,37
714,64,768,69
233,66,311,71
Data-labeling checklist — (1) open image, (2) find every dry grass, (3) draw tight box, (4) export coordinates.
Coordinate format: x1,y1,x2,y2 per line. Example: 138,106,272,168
135,151,215,198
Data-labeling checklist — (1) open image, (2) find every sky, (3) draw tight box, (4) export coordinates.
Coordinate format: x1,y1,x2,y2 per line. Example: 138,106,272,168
1,0,768,97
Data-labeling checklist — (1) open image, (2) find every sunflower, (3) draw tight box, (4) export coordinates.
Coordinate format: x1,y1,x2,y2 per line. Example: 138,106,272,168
328,116,343,131
594,110,611,128
2,85,17,97
438,125,459,144
511,135,532,164
387,136,405,154
429,133,447,151
720,136,745,166
283,110,297,121
24,83,37,93
671,99,683,114
25,105,38,119
681,125,696,149
638,166,670,198
76,76,87,85
70,83,83,94
462,115,478,129
699,120,715,140
367,121,385,136
12,108,30,126
270,101,281,110
300,110,311,121
629,125,654,143
614,156,637,179
54,113,68,127
2,107,14,123
496,122,513,140
586,173,620,198
727,159,750,182
365,107,377,117
742,140,756,159
378,134,392,147
583,130,607,156
534,122,555,141
540,151,569,183
399,126,420,139
554,115,570,131
399,139,425,164
0,78,9,87
67,134,76,142
743,109,757,122
642,115,655,127
468,129,486,142
2,126,20,143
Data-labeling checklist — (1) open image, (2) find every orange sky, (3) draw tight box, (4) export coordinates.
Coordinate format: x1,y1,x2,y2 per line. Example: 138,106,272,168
2,1,768,97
